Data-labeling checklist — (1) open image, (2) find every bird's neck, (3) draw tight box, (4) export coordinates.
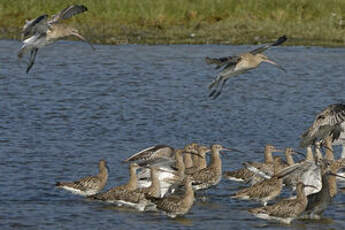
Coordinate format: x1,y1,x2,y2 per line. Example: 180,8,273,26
98,166,108,180
306,146,314,161
324,137,334,161
149,171,161,198
296,185,307,202
264,147,273,163
183,182,194,205
208,150,222,177
314,146,323,161
273,160,281,175
285,152,295,166
127,167,138,190
184,153,193,168
176,154,185,174
198,154,207,169
210,150,221,168
328,166,339,198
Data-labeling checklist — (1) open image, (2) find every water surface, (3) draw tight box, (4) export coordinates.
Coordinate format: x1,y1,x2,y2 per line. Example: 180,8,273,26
1,40,345,229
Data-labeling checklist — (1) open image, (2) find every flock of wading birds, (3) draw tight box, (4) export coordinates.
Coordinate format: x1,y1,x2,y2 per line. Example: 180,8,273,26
18,4,345,224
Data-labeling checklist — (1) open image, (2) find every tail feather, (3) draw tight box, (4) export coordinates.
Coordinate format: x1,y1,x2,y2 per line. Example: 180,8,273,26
205,57,226,69
205,56,221,65
56,181,68,187
248,207,262,214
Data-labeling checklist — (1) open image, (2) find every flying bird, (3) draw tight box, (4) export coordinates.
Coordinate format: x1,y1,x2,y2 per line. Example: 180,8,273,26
206,35,287,99
18,5,94,73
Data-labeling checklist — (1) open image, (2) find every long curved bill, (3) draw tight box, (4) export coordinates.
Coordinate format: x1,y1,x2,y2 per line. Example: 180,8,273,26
263,59,286,72
273,148,284,152
293,150,306,158
320,141,334,153
71,32,95,50
185,151,204,159
222,147,244,154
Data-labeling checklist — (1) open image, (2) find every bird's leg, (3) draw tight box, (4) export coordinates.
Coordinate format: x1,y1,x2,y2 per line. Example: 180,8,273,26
213,78,228,99
209,78,227,99
208,75,222,98
26,48,38,74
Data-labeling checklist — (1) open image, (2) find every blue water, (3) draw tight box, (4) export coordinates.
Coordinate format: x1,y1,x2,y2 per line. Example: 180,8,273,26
1,40,345,229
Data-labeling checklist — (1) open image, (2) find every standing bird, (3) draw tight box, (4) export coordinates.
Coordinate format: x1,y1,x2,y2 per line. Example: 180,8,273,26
190,144,241,190
300,104,345,148
303,160,345,219
206,35,287,99
232,157,293,206
248,182,316,224
56,159,109,196
224,144,282,183
148,176,195,218
185,145,210,175
18,5,94,73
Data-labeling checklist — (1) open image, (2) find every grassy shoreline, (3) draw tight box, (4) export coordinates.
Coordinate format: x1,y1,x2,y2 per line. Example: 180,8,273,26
1,0,345,46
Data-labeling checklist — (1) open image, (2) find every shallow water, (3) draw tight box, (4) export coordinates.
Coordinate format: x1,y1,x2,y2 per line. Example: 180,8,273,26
1,40,345,229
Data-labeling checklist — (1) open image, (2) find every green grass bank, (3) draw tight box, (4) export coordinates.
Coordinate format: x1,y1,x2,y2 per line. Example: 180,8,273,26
1,0,345,46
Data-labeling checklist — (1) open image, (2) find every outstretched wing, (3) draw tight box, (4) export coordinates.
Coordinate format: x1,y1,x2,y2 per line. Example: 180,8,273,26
205,55,240,70
124,145,175,164
300,104,345,147
49,5,88,24
22,14,49,40
250,35,287,55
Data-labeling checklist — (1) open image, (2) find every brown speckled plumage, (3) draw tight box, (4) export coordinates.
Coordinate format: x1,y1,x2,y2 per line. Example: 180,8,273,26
249,182,310,224
232,157,284,205
56,159,108,196
153,177,194,218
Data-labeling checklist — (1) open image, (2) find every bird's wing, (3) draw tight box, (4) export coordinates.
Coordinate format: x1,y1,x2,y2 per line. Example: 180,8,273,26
22,14,49,39
250,35,287,55
49,5,88,24
205,55,240,69
124,145,174,163
73,175,100,191
243,162,272,179
300,104,345,147
262,199,299,217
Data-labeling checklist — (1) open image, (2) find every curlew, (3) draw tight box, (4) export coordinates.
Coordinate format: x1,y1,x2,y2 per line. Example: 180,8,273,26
300,104,345,148
137,149,188,197
148,176,195,218
18,5,94,73
303,159,345,219
248,182,316,224
232,157,295,206
190,144,241,190
124,144,175,166
135,167,162,199
206,35,287,99
183,143,200,169
87,163,150,210
223,144,282,183
185,145,210,175
275,151,321,196
56,159,108,196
